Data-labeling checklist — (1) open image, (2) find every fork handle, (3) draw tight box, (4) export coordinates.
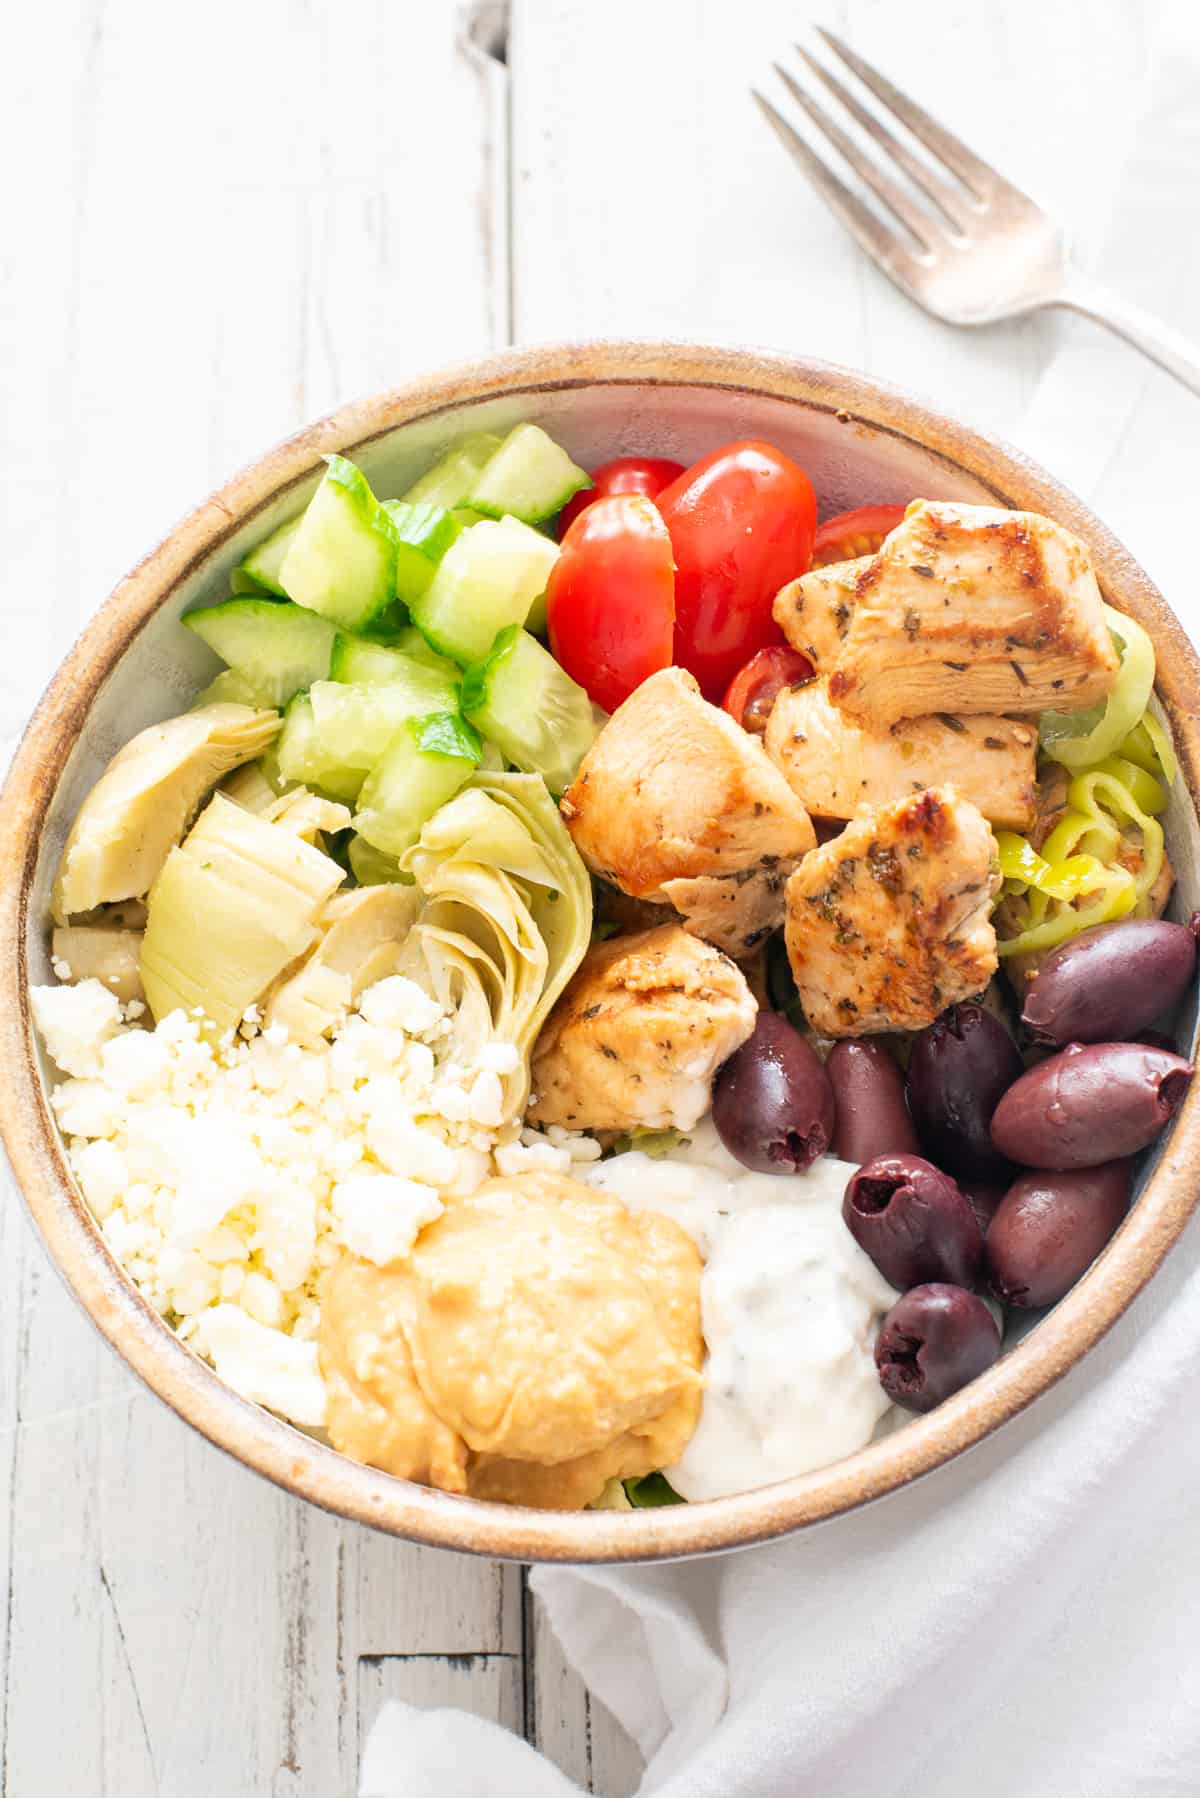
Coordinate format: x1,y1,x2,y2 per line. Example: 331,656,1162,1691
1053,281,1200,399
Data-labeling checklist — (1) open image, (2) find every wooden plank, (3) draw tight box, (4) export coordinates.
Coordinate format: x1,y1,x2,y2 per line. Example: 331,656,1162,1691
524,1579,643,1798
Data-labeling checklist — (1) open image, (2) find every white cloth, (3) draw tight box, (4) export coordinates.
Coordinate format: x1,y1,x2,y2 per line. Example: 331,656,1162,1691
361,8,1200,1793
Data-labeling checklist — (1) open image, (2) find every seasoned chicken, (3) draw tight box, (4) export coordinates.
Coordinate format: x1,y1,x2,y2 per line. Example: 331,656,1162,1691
561,667,815,956
765,680,1037,831
773,503,1119,727
785,786,1000,1036
528,923,756,1132
774,555,874,668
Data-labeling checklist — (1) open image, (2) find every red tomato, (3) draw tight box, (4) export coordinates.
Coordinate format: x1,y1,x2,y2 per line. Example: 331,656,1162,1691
546,494,675,715
723,646,814,735
558,455,686,537
811,503,908,567
654,441,818,699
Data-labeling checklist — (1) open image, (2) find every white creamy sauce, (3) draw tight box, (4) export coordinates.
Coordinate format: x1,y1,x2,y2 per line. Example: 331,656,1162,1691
585,1122,899,1500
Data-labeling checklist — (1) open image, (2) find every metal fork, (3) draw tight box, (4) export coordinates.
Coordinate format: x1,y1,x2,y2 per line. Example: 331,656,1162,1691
755,30,1200,398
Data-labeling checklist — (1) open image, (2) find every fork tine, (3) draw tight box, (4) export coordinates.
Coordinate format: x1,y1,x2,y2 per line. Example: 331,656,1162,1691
752,89,922,283
816,27,1011,201
792,44,973,234
772,62,935,253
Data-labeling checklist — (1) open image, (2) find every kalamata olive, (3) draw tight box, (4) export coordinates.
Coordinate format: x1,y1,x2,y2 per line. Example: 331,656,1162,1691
906,1003,1024,1181
990,1041,1193,1169
713,1012,835,1173
843,1153,983,1290
827,1040,921,1163
986,1160,1133,1307
875,1283,1001,1413
1021,915,1200,1045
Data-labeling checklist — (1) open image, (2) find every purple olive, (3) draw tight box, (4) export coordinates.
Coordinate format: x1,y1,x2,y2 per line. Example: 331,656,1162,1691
875,1284,1001,1413
1021,916,1200,1046
713,1012,835,1173
843,1153,983,1290
906,1003,1024,1181
986,1161,1133,1307
827,1040,921,1164
990,1041,1192,1169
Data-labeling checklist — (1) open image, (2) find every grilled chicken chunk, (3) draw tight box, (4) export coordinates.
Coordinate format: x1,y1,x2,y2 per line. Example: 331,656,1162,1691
765,680,1037,830
785,785,1000,1036
528,923,757,1132
560,667,816,956
774,555,874,668
773,503,1120,727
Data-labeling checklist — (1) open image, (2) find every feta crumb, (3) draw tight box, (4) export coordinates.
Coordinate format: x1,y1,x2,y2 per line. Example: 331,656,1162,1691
331,1174,443,1266
358,975,443,1036
468,1070,504,1127
71,1140,128,1220
199,1304,327,1426
52,956,73,981
478,1041,520,1076
31,980,123,1078
123,999,146,1021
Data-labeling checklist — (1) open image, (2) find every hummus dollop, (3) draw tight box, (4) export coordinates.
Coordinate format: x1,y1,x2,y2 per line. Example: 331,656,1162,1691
319,1170,703,1509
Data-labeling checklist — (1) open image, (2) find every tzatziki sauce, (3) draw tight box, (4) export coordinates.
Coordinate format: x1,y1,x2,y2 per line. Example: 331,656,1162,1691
585,1123,898,1500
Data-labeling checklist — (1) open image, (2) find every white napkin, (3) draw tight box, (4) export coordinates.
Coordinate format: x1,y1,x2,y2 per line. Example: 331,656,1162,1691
361,7,1200,1792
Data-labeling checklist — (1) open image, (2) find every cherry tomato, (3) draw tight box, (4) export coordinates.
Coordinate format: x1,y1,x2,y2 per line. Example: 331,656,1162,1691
811,503,908,567
654,441,817,700
546,493,675,714
558,455,686,537
723,646,814,734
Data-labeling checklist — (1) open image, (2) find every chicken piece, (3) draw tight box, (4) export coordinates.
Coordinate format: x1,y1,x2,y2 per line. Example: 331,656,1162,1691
52,704,280,923
528,923,756,1132
773,503,1119,727
765,680,1037,831
774,556,873,667
784,785,1000,1037
561,667,815,956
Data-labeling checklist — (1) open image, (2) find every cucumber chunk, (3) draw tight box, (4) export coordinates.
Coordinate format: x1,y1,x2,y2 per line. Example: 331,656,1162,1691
462,626,595,795
309,671,460,770
279,455,396,630
379,500,463,605
235,516,302,597
348,836,410,887
275,693,364,804
354,713,483,856
465,423,590,525
330,632,460,688
184,598,336,707
192,668,273,709
411,516,560,666
400,433,503,509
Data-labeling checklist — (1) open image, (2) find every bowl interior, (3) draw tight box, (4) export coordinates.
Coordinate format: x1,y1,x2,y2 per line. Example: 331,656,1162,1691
15,351,1200,1560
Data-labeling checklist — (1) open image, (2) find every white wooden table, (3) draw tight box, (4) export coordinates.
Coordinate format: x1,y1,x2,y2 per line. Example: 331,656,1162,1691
0,2,1148,1789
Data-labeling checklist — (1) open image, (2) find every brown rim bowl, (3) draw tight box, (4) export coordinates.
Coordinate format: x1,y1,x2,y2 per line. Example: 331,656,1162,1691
3,341,1199,1564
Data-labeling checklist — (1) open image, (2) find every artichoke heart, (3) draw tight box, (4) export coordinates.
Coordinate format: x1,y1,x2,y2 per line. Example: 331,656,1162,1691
265,884,422,1045
51,925,145,1007
140,793,344,1031
223,765,353,844
52,704,280,924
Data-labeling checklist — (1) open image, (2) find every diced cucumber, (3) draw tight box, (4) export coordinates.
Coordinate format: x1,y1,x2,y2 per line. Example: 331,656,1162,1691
278,455,396,630
379,500,463,606
183,598,336,708
525,590,548,638
347,836,410,887
400,433,503,509
235,516,302,597
308,671,460,770
192,668,273,709
330,632,460,688
411,517,560,666
462,626,594,795
465,424,590,525
275,693,364,804
354,713,483,856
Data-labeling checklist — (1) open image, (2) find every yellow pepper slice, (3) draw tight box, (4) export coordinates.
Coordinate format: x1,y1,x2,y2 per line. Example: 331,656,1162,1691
1067,766,1165,907
1039,606,1155,771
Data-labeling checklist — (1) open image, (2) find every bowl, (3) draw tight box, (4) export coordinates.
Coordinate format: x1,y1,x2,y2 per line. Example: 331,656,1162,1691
2,341,1198,1563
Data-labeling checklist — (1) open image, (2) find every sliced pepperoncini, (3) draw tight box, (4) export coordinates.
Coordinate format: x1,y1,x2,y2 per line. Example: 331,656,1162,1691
1039,606,1155,771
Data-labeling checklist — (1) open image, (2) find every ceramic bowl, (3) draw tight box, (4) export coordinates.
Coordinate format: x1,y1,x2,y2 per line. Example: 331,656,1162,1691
2,342,1198,1563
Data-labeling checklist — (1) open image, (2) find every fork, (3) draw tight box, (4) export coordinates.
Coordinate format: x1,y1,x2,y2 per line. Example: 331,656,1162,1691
755,29,1200,399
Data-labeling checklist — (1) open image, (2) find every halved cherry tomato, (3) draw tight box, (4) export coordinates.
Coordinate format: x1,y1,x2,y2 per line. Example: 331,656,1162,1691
546,493,675,714
811,503,908,567
558,455,686,537
723,646,815,735
655,441,817,700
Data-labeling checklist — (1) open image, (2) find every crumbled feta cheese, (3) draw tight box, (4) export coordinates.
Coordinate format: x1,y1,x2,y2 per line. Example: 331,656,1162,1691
31,980,123,1077
199,1304,327,1425
331,1174,443,1266
468,1070,504,1127
478,1041,520,1076
358,975,443,1036
98,1029,171,1097
71,1140,128,1220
